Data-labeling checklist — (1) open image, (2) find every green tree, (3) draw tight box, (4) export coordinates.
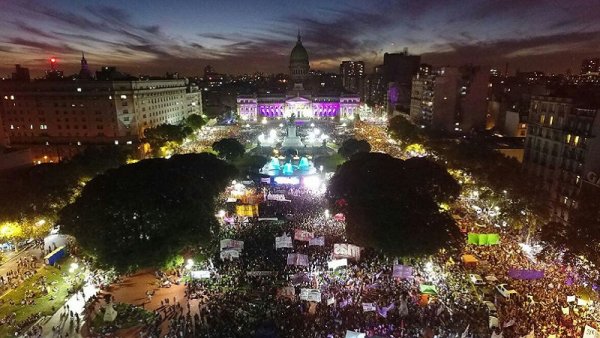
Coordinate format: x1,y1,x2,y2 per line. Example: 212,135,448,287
388,115,421,145
59,153,237,271
212,138,245,160
337,138,371,159
143,124,190,155
184,114,206,130
326,152,461,257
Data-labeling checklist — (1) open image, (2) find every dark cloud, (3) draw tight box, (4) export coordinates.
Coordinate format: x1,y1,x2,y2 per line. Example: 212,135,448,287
7,38,76,54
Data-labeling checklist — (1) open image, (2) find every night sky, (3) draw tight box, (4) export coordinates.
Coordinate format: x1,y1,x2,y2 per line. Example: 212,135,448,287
0,0,599,77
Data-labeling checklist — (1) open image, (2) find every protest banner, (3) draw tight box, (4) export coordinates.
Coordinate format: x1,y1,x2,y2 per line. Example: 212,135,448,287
235,204,259,217
309,236,325,246
267,193,290,202
583,325,600,338
392,264,414,279
219,249,240,260
333,243,361,260
275,235,293,249
508,268,544,280
362,303,376,312
190,270,210,279
246,271,274,276
287,253,309,266
220,239,244,251
299,288,321,302
345,330,366,338
327,297,336,306
294,229,315,241
467,233,501,245
328,258,348,270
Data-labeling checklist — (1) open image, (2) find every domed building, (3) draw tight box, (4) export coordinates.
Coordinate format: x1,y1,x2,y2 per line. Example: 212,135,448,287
289,33,310,83
237,34,359,123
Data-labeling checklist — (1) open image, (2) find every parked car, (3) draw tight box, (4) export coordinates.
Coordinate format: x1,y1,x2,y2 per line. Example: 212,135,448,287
469,273,485,286
496,283,518,299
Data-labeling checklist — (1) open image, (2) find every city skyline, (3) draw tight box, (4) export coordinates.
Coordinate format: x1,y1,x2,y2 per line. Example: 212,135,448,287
1,0,600,77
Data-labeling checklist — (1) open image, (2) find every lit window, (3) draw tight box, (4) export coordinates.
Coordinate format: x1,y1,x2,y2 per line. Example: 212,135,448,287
114,140,119,145
566,134,571,143
120,95,127,99
10,124,14,129
549,116,554,126
574,136,580,145
540,115,545,124
77,88,82,92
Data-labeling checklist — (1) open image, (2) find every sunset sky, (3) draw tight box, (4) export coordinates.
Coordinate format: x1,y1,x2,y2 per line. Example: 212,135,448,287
1,0,599,77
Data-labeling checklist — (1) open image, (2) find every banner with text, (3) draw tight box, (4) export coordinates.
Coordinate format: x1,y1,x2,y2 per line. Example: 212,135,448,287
220,239,244,251
333,243,361,260
287,253,309,266
393,264,414,279
299,288,321,302
275,235,293,249
328,258,348,270
294,229,315,241
309,236,325,246
362,303,376,312
219,249,240,260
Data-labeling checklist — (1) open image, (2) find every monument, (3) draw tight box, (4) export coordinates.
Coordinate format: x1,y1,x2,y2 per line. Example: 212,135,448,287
281,116,304,150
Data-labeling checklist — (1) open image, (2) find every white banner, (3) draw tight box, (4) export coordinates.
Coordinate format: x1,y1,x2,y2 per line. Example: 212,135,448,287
191,270,211,279
327,297,335,306
294,229,315,241
219,249,240,260
267,193,290,202
299,288,321,302
220,239,244,251
246,271,275,276
275,235,293,249
583,325,600,338
362,303,376,312
309,236,325,246
287,253,309,266
333,243,361,260
345,330,366,338
328,258,348,270
260,177,271,183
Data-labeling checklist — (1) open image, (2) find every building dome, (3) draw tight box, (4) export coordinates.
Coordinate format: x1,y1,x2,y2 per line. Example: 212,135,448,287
290,41,308,62
289,33,309,83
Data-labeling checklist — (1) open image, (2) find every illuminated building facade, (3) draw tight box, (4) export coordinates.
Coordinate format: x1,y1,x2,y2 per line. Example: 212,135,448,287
237,34,359,122
524,95,600,222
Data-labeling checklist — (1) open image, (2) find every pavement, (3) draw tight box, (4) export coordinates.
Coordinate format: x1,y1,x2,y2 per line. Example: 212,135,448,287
38,282,98,338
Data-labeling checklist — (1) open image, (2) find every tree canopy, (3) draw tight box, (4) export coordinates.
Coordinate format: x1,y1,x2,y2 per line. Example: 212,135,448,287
212,138,246,160
388,115,422,145
337,138,371,159
184,114,206,130
59,153,237,271
143,124,190,154
0,146,131,225
327,152,461,257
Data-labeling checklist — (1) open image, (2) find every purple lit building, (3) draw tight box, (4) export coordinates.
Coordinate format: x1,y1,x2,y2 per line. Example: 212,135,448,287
237,34,359,122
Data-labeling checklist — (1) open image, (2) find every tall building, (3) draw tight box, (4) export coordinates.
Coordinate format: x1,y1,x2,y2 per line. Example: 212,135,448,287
523,95,600,221
410,66,489,132
581,58,600,75
339,61,365,98
364,65,386,109
78,53,92,80
0,66,201,146
11,65,30,82
383,50,421,113
237,34,359,122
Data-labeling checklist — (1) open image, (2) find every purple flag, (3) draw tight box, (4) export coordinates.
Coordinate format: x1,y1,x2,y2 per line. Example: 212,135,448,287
377,302,395,318
508,268,544,280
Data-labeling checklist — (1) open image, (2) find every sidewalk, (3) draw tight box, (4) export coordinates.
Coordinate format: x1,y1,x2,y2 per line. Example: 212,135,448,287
39,282,98,338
